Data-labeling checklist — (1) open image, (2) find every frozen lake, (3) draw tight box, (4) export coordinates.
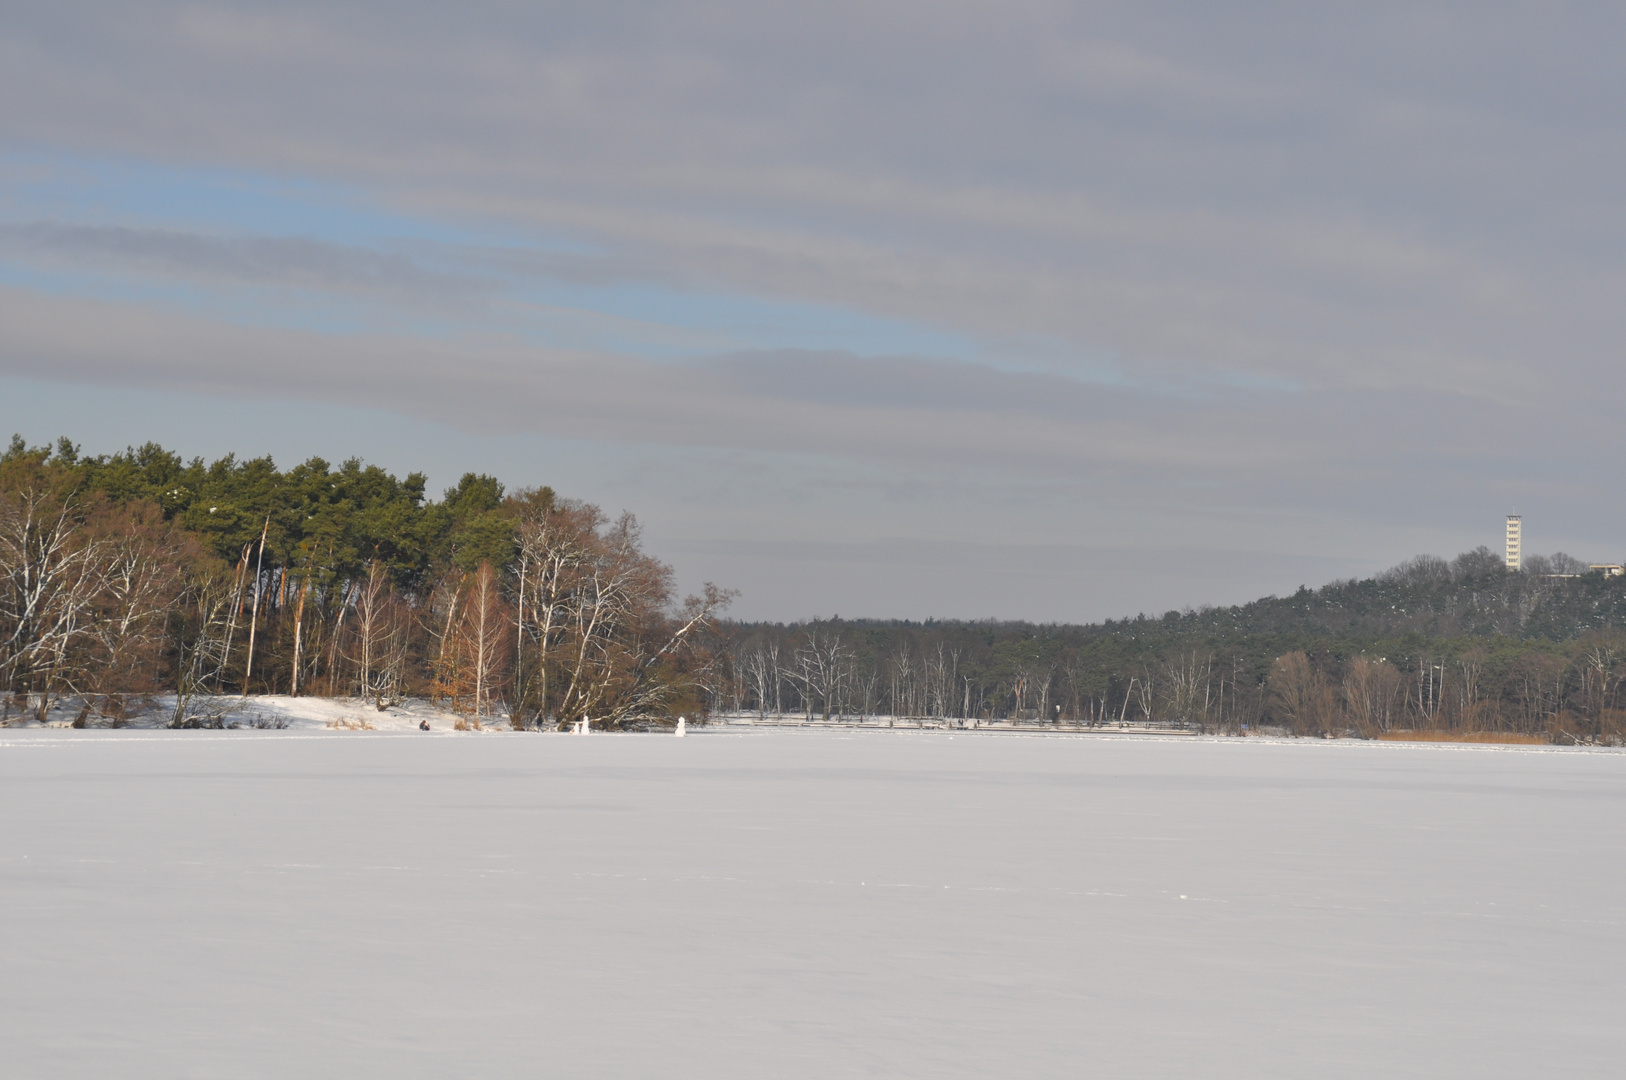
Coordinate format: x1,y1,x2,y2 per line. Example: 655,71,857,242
3,728,1623,1078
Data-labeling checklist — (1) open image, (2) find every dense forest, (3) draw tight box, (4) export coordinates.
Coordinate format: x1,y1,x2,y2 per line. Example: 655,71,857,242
0,436,731,728
727,550,1626,742
3,435,1624,741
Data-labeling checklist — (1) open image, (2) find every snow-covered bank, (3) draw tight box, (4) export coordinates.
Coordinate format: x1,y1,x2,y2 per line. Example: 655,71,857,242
4,694,477,731
3,729,1624,1078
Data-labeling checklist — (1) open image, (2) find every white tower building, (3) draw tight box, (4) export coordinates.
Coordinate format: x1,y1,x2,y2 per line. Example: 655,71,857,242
1505,515,1522,570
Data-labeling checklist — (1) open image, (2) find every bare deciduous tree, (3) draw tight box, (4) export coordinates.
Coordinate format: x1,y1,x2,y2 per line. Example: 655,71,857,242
1268,652,1334,736
1342,656,1403,738
514,498,732,729
80,502,191,722
0,484,104,721
1161,649,1212,730
458,560,511,724
794,631,851,722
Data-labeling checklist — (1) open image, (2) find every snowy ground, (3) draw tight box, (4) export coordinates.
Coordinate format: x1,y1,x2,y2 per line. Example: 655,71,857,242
10,694,481,731
3,728,1624,1078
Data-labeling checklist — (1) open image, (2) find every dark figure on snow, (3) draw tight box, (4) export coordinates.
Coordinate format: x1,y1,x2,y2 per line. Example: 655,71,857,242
419,720,430,731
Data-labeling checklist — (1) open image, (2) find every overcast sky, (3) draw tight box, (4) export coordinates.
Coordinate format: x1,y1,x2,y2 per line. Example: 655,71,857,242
2,2,1622,620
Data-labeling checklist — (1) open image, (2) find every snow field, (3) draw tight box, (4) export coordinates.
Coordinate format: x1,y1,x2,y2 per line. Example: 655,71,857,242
2,728,1624,1078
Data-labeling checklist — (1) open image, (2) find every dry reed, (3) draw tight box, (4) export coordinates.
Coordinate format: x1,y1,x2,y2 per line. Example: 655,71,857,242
1377,730,1546,745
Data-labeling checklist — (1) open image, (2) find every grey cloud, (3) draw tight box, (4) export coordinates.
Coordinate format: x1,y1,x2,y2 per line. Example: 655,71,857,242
442,243,671,291
3,286,1614,539
0,218,702,324
696,350,1126,416
0,221,494,302
6,1,1624,398
0,287,1250,478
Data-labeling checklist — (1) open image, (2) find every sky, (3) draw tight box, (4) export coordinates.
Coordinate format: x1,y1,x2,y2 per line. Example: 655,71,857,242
2,2,1623,621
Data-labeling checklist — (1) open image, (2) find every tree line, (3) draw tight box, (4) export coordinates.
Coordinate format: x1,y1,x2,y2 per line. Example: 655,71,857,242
0,437,730,727
7,433,1623,741
715,548,1626,743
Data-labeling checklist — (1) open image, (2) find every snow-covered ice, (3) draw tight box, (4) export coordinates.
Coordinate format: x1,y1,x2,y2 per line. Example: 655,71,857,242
3,728,1623,1078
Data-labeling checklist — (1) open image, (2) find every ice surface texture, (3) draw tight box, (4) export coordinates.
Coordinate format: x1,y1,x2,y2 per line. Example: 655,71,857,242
2,729,1622,1078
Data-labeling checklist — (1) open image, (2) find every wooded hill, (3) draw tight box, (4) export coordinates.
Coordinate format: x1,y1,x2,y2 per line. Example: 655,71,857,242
1145,548,1626,642
721,550,1626,742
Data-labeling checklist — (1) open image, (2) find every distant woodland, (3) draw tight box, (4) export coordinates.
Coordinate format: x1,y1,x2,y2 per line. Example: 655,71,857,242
4,436,1625,741
729,553,1626,743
